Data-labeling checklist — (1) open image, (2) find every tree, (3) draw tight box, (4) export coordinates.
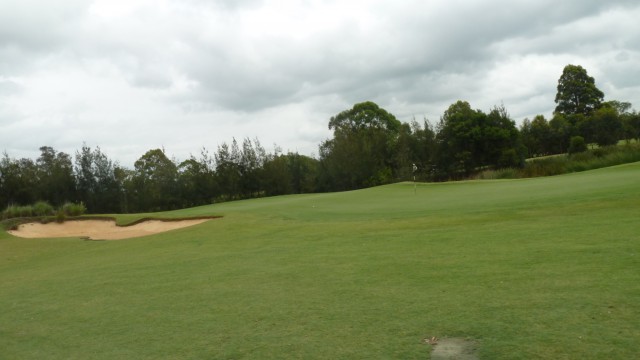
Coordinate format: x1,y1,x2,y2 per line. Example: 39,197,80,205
554,64,604,116
74,144,120,213
0,154,39,207
434,101,487,177
239,138,265,198
602,100,631,115
132,149,179,211
214,141,241,201
434,101,524,178
178,150,218,208
621,110,640,142
590,106,623,146
328,101,401,134
483,104,526,168
261,153,293,196
601,101,636,143
319,101,401,190
568,136,587,154
548,114,573,154
391,119,437,181
287,153,318,193
521,115,552,157
36,146,76,206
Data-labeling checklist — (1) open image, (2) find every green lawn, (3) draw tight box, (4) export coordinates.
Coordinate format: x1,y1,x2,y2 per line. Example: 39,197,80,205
1,163,639,359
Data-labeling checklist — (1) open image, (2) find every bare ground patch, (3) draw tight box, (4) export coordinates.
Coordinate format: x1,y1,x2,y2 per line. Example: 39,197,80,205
8,218,215,240
426,337,479,360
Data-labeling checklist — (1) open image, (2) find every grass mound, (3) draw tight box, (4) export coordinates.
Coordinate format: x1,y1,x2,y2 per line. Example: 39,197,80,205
1,163,639,359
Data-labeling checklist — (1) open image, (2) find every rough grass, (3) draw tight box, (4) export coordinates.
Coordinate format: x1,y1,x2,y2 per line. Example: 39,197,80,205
1,163,639,359
479,143,640,179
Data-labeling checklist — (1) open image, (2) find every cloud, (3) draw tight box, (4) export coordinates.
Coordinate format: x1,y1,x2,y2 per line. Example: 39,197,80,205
0,0,639,165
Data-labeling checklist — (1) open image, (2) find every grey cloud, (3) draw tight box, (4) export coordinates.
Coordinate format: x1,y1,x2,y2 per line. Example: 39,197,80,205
0,78,23,96
0,0,88,70
1,0,639,164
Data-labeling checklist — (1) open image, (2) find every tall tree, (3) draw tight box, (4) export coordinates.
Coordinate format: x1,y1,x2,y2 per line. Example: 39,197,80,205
0,154,39,207
621,110,640,142
521,115,553,157
554,64,604,116
178,151,218,208
36,146,76,206
393,119,436,181
319,101,401,190
482,104,525,168
132,148,179,211
435,101,524,178
214,141,241,201
548,114,573,154
74,144,120,213
239,138,264,198
590,106,623,146
261,153,293,196
434,101,486,177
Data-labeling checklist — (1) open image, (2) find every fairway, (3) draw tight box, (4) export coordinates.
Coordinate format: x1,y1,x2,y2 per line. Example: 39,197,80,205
1,163,639,359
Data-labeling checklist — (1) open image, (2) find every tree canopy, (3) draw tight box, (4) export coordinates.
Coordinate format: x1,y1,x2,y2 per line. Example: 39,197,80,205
554,64,604,116
320,101,403,190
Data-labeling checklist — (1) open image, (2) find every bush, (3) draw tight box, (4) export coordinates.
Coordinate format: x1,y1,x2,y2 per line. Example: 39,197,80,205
18,206,33,218
3,205,20,219
568,136,587,155
61,202,86,217
476,167,521,180
56,210,66,223
33,201,55,217
2,201,87,220
2,205,35,219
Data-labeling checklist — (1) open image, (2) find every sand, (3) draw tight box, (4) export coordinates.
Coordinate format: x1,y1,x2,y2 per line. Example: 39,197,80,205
8,219,211,240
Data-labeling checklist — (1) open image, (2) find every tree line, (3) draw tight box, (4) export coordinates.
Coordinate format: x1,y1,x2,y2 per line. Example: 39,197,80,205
1,141,319,214
2,64,639,213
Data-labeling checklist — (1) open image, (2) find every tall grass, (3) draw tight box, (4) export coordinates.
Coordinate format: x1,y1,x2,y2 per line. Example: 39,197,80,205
1,201,86,221
32,201,55,217
61,202,87,217
477,143,640,179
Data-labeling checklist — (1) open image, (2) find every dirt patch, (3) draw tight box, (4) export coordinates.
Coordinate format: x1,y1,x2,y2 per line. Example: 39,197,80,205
429,337,478,360
8,218,213,240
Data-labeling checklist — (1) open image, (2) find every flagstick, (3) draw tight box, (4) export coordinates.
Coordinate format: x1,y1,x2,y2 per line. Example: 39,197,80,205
412,163,417,195
414,174,416,195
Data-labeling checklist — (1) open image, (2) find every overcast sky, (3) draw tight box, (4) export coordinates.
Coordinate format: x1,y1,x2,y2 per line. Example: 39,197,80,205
1,0,639,166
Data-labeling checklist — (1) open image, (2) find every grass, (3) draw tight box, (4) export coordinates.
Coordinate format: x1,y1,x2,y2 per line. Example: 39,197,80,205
2,201,85,221
1,163,640,359
480,143,640,179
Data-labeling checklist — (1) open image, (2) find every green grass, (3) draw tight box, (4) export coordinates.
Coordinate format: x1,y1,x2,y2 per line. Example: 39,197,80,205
1,163,639,359
481,143,640,179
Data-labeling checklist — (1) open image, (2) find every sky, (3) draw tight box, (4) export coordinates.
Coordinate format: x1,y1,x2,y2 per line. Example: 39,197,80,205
1,0,639,167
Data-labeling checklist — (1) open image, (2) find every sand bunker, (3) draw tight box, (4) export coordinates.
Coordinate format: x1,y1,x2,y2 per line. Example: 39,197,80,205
8,219,212,240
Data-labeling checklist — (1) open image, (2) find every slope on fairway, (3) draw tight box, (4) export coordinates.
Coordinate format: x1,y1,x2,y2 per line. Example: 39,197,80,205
1,162,639,359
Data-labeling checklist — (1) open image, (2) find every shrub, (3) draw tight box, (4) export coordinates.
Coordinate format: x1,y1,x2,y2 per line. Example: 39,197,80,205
18,206,33,218
61,202,86,217
476,167,522,180
55,210,66,223
2,201,87,220
568,136,587,155
3,205,20,219
33,201,55,217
